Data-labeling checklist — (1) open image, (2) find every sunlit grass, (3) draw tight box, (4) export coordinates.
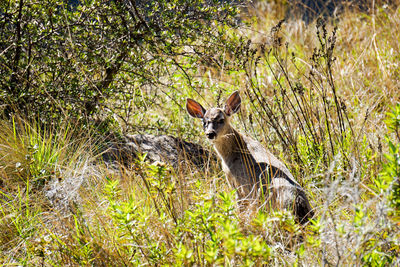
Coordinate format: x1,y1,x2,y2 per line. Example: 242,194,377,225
1,2,400,266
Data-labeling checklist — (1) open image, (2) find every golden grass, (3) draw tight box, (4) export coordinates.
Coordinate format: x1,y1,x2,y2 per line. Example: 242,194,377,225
1,2,400,266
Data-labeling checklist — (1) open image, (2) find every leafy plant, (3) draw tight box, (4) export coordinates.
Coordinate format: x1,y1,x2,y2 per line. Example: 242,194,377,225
381,103,400,216
0,0,241,128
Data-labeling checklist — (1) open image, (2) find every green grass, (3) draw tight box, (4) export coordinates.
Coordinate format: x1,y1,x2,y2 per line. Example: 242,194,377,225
1,2,400,266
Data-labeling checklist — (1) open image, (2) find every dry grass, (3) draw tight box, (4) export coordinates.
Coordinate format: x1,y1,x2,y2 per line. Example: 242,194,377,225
1,1,400,266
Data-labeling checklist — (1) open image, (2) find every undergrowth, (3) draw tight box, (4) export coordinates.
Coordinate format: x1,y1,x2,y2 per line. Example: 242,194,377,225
0,106,399,265
1,1,400,266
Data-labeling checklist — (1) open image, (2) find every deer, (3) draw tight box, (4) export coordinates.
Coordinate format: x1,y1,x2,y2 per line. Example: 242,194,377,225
186,91,314,224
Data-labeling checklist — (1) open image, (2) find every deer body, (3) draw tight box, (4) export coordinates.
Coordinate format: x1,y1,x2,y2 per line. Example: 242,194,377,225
186,91,313,223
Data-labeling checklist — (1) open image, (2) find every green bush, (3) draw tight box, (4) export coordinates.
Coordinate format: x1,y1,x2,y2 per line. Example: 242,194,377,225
0,0,240,126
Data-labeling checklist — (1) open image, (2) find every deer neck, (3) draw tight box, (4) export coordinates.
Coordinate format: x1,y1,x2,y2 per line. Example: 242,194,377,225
212,126,247,162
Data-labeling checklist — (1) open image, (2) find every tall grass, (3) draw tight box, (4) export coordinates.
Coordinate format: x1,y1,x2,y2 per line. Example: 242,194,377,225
1,2,400,266
0,117,95,264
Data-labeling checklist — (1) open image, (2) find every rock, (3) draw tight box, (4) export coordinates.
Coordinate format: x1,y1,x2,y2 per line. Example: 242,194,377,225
103,134,215,169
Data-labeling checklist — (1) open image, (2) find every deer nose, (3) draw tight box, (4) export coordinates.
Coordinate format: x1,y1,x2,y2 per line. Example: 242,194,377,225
206,131,216,140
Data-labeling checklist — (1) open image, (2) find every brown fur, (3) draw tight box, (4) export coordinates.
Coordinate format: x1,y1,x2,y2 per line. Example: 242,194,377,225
187,91,314,224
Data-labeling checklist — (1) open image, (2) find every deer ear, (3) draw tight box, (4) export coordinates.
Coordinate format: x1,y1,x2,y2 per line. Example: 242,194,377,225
186,99,206,118
224,91,241,116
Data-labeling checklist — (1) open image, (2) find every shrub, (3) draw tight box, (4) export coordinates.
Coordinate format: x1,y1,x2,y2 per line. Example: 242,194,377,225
0,0,240,126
